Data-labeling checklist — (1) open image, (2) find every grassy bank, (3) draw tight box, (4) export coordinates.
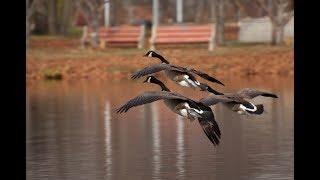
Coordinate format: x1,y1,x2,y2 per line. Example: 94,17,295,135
27,36,293,83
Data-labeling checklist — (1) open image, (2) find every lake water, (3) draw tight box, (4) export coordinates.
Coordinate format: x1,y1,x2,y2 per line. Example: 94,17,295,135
26,76,293,180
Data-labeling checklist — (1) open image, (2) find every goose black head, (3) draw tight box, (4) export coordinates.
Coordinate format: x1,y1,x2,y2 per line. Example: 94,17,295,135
143,50,157,57
143,75,157,83
143,76,170,91
200,83,224,95
143,50,170,64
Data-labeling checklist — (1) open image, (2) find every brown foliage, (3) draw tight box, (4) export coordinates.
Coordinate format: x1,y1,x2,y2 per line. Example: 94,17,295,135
27,37,293,84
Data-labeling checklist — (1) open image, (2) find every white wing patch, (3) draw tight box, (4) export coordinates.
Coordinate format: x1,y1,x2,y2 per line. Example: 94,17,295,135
178,80,190,87
180,109,188,117
183,102,203,114
181,75,198,88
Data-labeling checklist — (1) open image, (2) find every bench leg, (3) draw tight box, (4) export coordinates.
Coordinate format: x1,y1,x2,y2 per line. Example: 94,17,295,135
138,24,145,49
208,40,215,51
138,42,143,49
100,40,106,49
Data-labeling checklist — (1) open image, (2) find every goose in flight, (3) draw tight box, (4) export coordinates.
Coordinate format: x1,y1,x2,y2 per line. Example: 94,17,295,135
130,51,224,95
200,88,278,115
117,76,222,146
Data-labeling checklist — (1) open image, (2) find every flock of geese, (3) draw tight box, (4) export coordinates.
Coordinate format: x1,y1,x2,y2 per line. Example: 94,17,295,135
117,50,278,146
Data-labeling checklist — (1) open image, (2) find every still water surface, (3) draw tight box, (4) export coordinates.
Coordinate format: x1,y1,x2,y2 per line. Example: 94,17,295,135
27,77,293,180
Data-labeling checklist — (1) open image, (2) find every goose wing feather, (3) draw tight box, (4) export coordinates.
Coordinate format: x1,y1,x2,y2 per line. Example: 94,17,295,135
200,94,255,109
116,91,189,113
190,69,225,86
198,115,221,146
131,64,185,79
200,95,234,106
237,88,278,99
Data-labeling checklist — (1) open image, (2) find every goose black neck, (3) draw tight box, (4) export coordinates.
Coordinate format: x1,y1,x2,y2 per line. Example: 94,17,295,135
154,53,170,64
200,83,224,95
151,79,170,92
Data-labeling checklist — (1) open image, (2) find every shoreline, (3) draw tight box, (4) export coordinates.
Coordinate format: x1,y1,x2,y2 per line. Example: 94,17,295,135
27,36,294,84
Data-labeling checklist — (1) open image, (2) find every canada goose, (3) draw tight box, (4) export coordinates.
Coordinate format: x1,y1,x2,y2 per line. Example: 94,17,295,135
130,51,224,95
117,76,222,146
200,88,278,115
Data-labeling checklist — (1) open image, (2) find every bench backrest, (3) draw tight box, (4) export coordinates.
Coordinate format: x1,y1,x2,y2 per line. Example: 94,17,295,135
152,24,213,44
88,25,145,48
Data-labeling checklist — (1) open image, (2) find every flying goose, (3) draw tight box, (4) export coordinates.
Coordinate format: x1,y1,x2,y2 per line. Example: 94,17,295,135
117,76,222,146
130,51,224,95
200,88,278,115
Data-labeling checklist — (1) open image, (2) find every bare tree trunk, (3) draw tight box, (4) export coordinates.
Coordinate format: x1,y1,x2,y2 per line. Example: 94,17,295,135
27,0,39,49
60,0,72,35
210,0,216,22
176,0,183,23
104,1,110,27
110,0,117,26
215,0,225,45
271,23,277,45
256,0,293,45
279,24,284,44
80,26,88,49
89,16,99,48
195,0,204,23
235,5,240,22
26,0,29,49
124,0,134,24
153,0,159,25
48,0,57,34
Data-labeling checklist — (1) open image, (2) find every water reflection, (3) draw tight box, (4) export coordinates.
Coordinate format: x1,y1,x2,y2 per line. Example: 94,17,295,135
104,101,112,179
27,78,293,180
151,103,161,180
176,115,185,179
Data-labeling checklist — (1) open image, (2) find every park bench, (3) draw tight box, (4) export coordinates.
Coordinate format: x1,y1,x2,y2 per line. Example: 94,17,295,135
149,23,239,51
86,25,145,49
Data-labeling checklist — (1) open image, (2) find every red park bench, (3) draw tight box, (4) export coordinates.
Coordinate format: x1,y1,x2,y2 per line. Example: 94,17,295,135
86,25,145,49
149,23,239,51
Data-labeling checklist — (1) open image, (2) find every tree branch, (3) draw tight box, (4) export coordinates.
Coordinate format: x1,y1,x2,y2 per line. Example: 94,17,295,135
27,0,40,19
281,10,293,26
232,0,247,16
255,0,276,22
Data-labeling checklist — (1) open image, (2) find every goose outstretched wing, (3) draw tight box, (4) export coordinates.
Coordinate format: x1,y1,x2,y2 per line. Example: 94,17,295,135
236,88,278,99
198,115,221,146
200,95,234,106
200,94,255,109
116,91,189,113
190,69,225,86
131,64,185,79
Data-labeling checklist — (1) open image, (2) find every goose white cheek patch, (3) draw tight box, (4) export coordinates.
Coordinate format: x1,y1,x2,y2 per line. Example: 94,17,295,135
239,103,257,112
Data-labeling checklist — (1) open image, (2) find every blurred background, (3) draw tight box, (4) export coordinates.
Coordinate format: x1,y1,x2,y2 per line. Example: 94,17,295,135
26,0,294,179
